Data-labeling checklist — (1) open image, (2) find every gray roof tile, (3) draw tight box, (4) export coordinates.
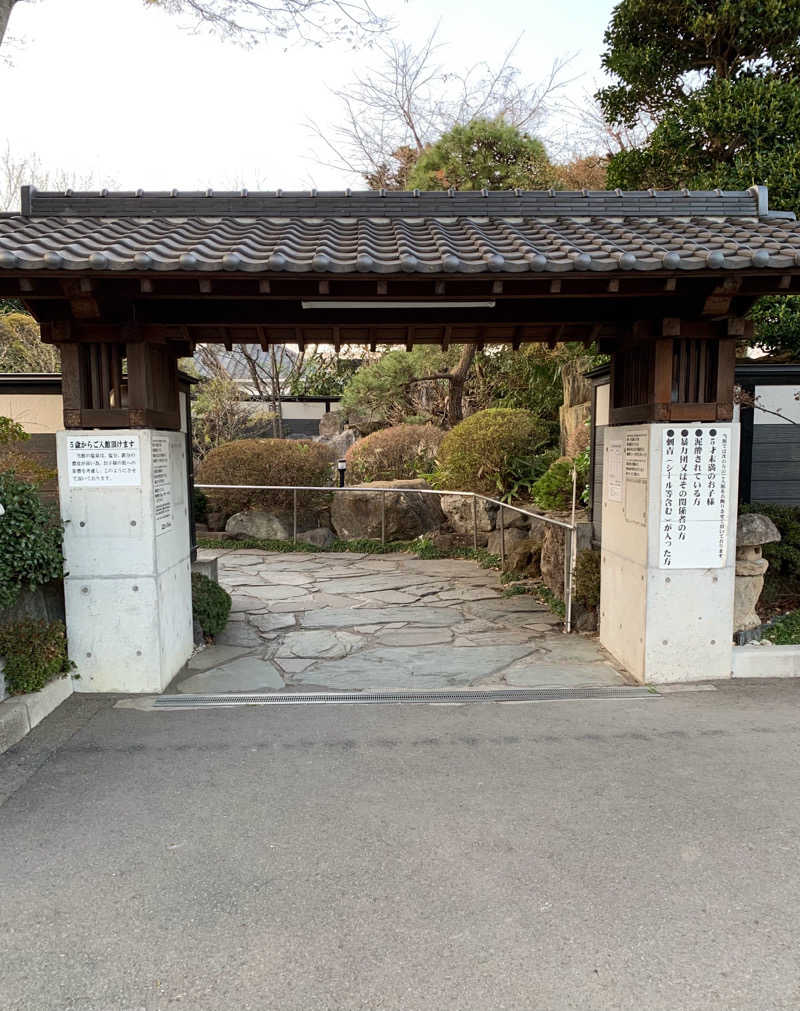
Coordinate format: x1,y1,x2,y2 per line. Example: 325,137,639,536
0,188,799,276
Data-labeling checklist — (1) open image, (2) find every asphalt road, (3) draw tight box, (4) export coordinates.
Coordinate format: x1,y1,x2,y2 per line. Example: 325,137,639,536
1,682,800,1011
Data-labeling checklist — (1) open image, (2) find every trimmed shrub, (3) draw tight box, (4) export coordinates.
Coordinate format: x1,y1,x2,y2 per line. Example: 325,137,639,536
574,548,601,609
435,408,553,497
0,471,64,611
193,486,209,524
0,619,72,695
346,424,444,483
192,573,232,639
532,455,589,512
739,503,800,607
195,438,334,517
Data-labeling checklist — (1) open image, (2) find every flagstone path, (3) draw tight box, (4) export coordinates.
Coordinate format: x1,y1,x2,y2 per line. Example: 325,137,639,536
173,549,628,693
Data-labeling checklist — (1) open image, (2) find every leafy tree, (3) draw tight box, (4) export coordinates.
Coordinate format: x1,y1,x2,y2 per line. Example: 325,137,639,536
340,346,460,427
288,351,360,397
597,0,800,211
0,311,60,373
406,118,555,192
748,296,800,359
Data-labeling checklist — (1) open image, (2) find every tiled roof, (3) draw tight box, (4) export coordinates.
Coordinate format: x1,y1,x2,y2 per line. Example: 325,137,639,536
1,187,799,276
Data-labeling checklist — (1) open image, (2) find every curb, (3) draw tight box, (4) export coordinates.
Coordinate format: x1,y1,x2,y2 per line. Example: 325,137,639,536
0,676,74,756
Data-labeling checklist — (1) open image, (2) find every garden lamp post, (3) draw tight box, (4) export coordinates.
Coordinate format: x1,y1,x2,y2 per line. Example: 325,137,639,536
337,458,347,488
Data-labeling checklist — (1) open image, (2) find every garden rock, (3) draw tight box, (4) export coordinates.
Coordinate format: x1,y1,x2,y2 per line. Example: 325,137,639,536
487,526,528,557
318,410,346,439
330,479,444,541
737,513,781,547
440,494,497,543
298,527,336,548
226,510,293,541
206,511,227,532
504,536,543,576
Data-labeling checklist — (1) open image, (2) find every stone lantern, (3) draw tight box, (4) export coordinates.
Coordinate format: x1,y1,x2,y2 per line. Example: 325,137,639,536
734,513,782,638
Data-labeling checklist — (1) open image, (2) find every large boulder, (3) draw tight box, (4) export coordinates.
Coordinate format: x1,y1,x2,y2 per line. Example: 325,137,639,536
440,494,497,544
318,410,346,439
539,510,592,600
225,510,293,541
331,479,444,541
487,526,528,557
298,527,336,548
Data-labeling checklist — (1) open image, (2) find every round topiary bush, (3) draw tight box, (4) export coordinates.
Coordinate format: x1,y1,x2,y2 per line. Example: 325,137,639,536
532,454,590,512
345,424,444,484
191,573,232,639
435,408,552,497
195,438,334,517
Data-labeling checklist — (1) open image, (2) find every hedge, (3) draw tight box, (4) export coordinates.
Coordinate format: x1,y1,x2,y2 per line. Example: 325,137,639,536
195,438,333,518
346,424,443,483
0,471,64,611
0,619,72,695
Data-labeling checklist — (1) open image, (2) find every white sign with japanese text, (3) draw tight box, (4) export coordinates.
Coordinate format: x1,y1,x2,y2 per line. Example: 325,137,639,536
67,434,141,487
152,435,173,535
659,425,731,569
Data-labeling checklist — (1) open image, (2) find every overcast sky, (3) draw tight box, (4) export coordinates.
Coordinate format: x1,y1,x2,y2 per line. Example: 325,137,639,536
1,0,616,198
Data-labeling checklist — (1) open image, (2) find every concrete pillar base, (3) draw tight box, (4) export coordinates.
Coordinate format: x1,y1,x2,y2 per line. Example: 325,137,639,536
599,423,739,684
57,429,193,693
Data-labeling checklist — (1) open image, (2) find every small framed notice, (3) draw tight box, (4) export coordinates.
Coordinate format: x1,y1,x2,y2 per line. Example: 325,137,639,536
605,439,623,502
67,434,141,487
659,426,731,569
152,435,174,536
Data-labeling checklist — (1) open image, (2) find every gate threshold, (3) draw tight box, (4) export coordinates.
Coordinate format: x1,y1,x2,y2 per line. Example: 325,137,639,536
149,686,658,709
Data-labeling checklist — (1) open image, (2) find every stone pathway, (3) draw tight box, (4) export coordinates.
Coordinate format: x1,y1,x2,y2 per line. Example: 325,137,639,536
174,549,627,694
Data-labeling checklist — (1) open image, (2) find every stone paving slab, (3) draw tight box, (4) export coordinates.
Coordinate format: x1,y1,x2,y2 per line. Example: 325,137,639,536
178,657,284,693
175,550,627,695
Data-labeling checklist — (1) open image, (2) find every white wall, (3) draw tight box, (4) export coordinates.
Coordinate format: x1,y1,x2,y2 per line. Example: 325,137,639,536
753,385,800,425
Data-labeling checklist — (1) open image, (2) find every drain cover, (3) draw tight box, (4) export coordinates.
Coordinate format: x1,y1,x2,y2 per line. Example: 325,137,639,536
153,686,657,708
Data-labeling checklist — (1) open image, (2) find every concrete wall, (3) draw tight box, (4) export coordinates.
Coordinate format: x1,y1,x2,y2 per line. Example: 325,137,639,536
0,392,64,433
599,423,740,683
57,429,193,693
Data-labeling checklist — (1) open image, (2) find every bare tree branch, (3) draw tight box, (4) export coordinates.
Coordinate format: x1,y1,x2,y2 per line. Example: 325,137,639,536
308,27,578,187
145,0,391,48
0,144,115,213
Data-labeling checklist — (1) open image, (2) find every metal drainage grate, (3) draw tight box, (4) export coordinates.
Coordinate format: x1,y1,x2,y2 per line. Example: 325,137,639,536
153,686,657,708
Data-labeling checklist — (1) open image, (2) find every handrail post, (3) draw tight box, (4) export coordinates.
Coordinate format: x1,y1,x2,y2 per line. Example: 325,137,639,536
381,490,386,546
471,495,478,552
499,504,505,568
564,527,573,633
292,488,297,544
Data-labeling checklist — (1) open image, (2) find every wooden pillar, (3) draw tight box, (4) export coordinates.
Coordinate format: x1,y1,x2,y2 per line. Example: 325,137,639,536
609,318,739,426
57,337,181,430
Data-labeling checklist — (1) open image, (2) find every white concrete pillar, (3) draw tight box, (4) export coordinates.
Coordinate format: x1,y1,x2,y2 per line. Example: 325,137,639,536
57,429,193,693
599,422,739,683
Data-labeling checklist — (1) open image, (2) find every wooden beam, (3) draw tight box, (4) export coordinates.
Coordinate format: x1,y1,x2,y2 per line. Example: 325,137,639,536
258,280,271,294
492,280,503,295
702,276,741,316
607,279,620,293
140,279,154,293
319,280,330,295
377,280,388,295
549,280,561,294
199,279,212,294
435,281,445,295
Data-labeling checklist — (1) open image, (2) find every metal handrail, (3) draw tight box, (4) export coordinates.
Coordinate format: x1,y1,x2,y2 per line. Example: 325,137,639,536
196,482,578,632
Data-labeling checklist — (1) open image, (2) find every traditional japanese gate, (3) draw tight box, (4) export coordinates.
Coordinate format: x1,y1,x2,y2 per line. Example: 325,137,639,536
1,186,798,690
